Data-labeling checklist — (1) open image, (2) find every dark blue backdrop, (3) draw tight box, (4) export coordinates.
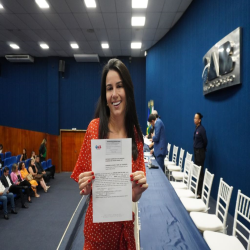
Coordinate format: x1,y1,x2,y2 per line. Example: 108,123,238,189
0,56,146,135
146,0,250,216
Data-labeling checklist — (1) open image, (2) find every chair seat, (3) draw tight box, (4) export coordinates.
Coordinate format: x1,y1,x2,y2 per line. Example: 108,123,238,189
180,198,207,212
164,160,175,167
168,165,181,171
170,182,188,189
190,212,224,232
203,231,245,250
172,172,184,180
175,189,195,198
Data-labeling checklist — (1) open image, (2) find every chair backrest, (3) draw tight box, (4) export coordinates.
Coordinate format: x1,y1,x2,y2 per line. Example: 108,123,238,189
41,161,47,170
172,145,178,164
215,178,233,232
201,169,214,210
0,153,4,160
5,151,11,158
233,190,250,249
186,152,192,162
4,157,11,166
8,164,13,174
16,154,22,162
188,163,201,198
178,148,185,168
25,159,31,169
47,159,52,168
182,159,193,187
10,156,17,165
166,143,171,160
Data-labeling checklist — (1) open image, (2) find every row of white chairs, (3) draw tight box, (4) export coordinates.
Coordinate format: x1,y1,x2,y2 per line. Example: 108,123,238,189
168,156,249,250
164,143,193,182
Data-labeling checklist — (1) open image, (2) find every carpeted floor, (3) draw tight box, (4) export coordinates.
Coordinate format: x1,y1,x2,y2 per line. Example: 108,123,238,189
0,172,81,250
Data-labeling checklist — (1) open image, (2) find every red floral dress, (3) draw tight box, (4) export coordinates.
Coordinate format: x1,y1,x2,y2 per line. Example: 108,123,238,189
71,118,145,250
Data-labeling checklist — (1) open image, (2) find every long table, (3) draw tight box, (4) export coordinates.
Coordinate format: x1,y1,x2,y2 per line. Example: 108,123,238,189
139,158,210,250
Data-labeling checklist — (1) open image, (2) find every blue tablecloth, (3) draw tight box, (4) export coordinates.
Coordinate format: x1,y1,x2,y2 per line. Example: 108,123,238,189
139,159,210,250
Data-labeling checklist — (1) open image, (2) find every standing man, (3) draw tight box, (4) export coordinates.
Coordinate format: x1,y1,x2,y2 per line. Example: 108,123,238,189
193,113,208,197
148,114,167,171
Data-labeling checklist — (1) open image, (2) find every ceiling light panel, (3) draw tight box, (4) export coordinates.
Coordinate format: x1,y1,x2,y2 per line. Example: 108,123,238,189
40,43,49,49
10,44,20,49
131,42,142,49
132,0,148,9
84,0,96,8
132,17,145,26
35,0,50,9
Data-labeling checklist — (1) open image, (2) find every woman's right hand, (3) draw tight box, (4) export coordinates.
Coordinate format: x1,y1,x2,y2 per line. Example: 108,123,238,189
78,171,95,195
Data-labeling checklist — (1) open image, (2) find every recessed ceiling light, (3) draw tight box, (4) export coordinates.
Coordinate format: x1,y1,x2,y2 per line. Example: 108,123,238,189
10,44,20,49
101,43,109,49
35,0,49,9
40,43,49,49
132,17,145,26
132,0,148,9
0,3,4,9
131,42,142,49
70,43,79,49
84,0,96,8
144,51,147,56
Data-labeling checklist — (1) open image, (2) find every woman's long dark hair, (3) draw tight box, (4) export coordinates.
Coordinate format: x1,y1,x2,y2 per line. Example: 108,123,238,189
96,59,143,161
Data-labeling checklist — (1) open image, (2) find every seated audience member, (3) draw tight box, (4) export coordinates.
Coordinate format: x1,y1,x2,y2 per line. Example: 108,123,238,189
30,151,36,161
19,162,40,198
20,148,27,162
0,144,3,153
0,180,17,220
0,155,3,169
10,164,32,203
35,156,54,181
1,167,28,208
28,159,49,192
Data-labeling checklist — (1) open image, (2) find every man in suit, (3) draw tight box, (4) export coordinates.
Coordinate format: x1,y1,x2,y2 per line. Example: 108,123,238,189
1,167,28,208
148,114,167,171
0,180,17,220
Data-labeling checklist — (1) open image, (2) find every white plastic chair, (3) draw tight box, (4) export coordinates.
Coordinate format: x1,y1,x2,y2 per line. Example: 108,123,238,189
190,178,233,234
164,145,178,176
180,169,214,212
171,159,192,190
164,143,171,161
172,152,193,181
175,162,201,199
167,148,185,180
204,190,250,250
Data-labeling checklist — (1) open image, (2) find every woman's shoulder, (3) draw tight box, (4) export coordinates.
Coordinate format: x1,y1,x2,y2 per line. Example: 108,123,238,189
87,118,100,132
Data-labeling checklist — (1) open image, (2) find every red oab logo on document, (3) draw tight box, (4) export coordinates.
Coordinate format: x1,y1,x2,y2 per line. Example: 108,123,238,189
95,145,101,150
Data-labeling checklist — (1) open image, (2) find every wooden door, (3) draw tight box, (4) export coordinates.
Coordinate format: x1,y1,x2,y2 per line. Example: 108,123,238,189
61,131,86,172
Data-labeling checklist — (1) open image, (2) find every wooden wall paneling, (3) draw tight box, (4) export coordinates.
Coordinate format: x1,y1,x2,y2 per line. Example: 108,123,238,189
0,126,59,172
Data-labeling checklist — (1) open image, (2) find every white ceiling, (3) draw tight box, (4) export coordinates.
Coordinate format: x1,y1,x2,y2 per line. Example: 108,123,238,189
0,0,193,58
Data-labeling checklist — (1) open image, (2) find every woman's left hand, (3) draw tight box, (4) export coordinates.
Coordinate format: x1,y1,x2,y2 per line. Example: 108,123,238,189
130,171,148,201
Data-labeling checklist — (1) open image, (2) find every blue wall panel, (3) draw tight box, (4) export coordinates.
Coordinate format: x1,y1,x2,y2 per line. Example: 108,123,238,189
0,58,48,133
146,0,250,215
0,57,146,135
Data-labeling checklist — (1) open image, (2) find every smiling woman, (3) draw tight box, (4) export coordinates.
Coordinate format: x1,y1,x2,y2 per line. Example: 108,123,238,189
71,58,148,249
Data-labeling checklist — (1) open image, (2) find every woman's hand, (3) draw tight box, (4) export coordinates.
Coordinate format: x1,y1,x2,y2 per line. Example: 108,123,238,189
130,171,148,202
78,171,95,195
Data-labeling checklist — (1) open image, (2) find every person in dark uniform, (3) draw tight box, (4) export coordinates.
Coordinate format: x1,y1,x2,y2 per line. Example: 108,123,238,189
193,112,208,197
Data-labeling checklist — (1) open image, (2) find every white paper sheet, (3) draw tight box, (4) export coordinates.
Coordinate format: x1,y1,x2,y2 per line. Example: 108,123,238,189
91,138,132,223
143,137,151,145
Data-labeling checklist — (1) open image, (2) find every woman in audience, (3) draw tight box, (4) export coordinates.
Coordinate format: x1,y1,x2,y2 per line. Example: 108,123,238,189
39,139,47,162
28,159,49,192
19,162,40,198
20,148,27,162
10,164,32,202
31,151,36,161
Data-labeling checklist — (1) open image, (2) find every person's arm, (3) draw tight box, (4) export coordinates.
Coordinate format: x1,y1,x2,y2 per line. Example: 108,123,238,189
152,122,161,142
29,167,36,176
20,155,23,162
202,128,208,149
